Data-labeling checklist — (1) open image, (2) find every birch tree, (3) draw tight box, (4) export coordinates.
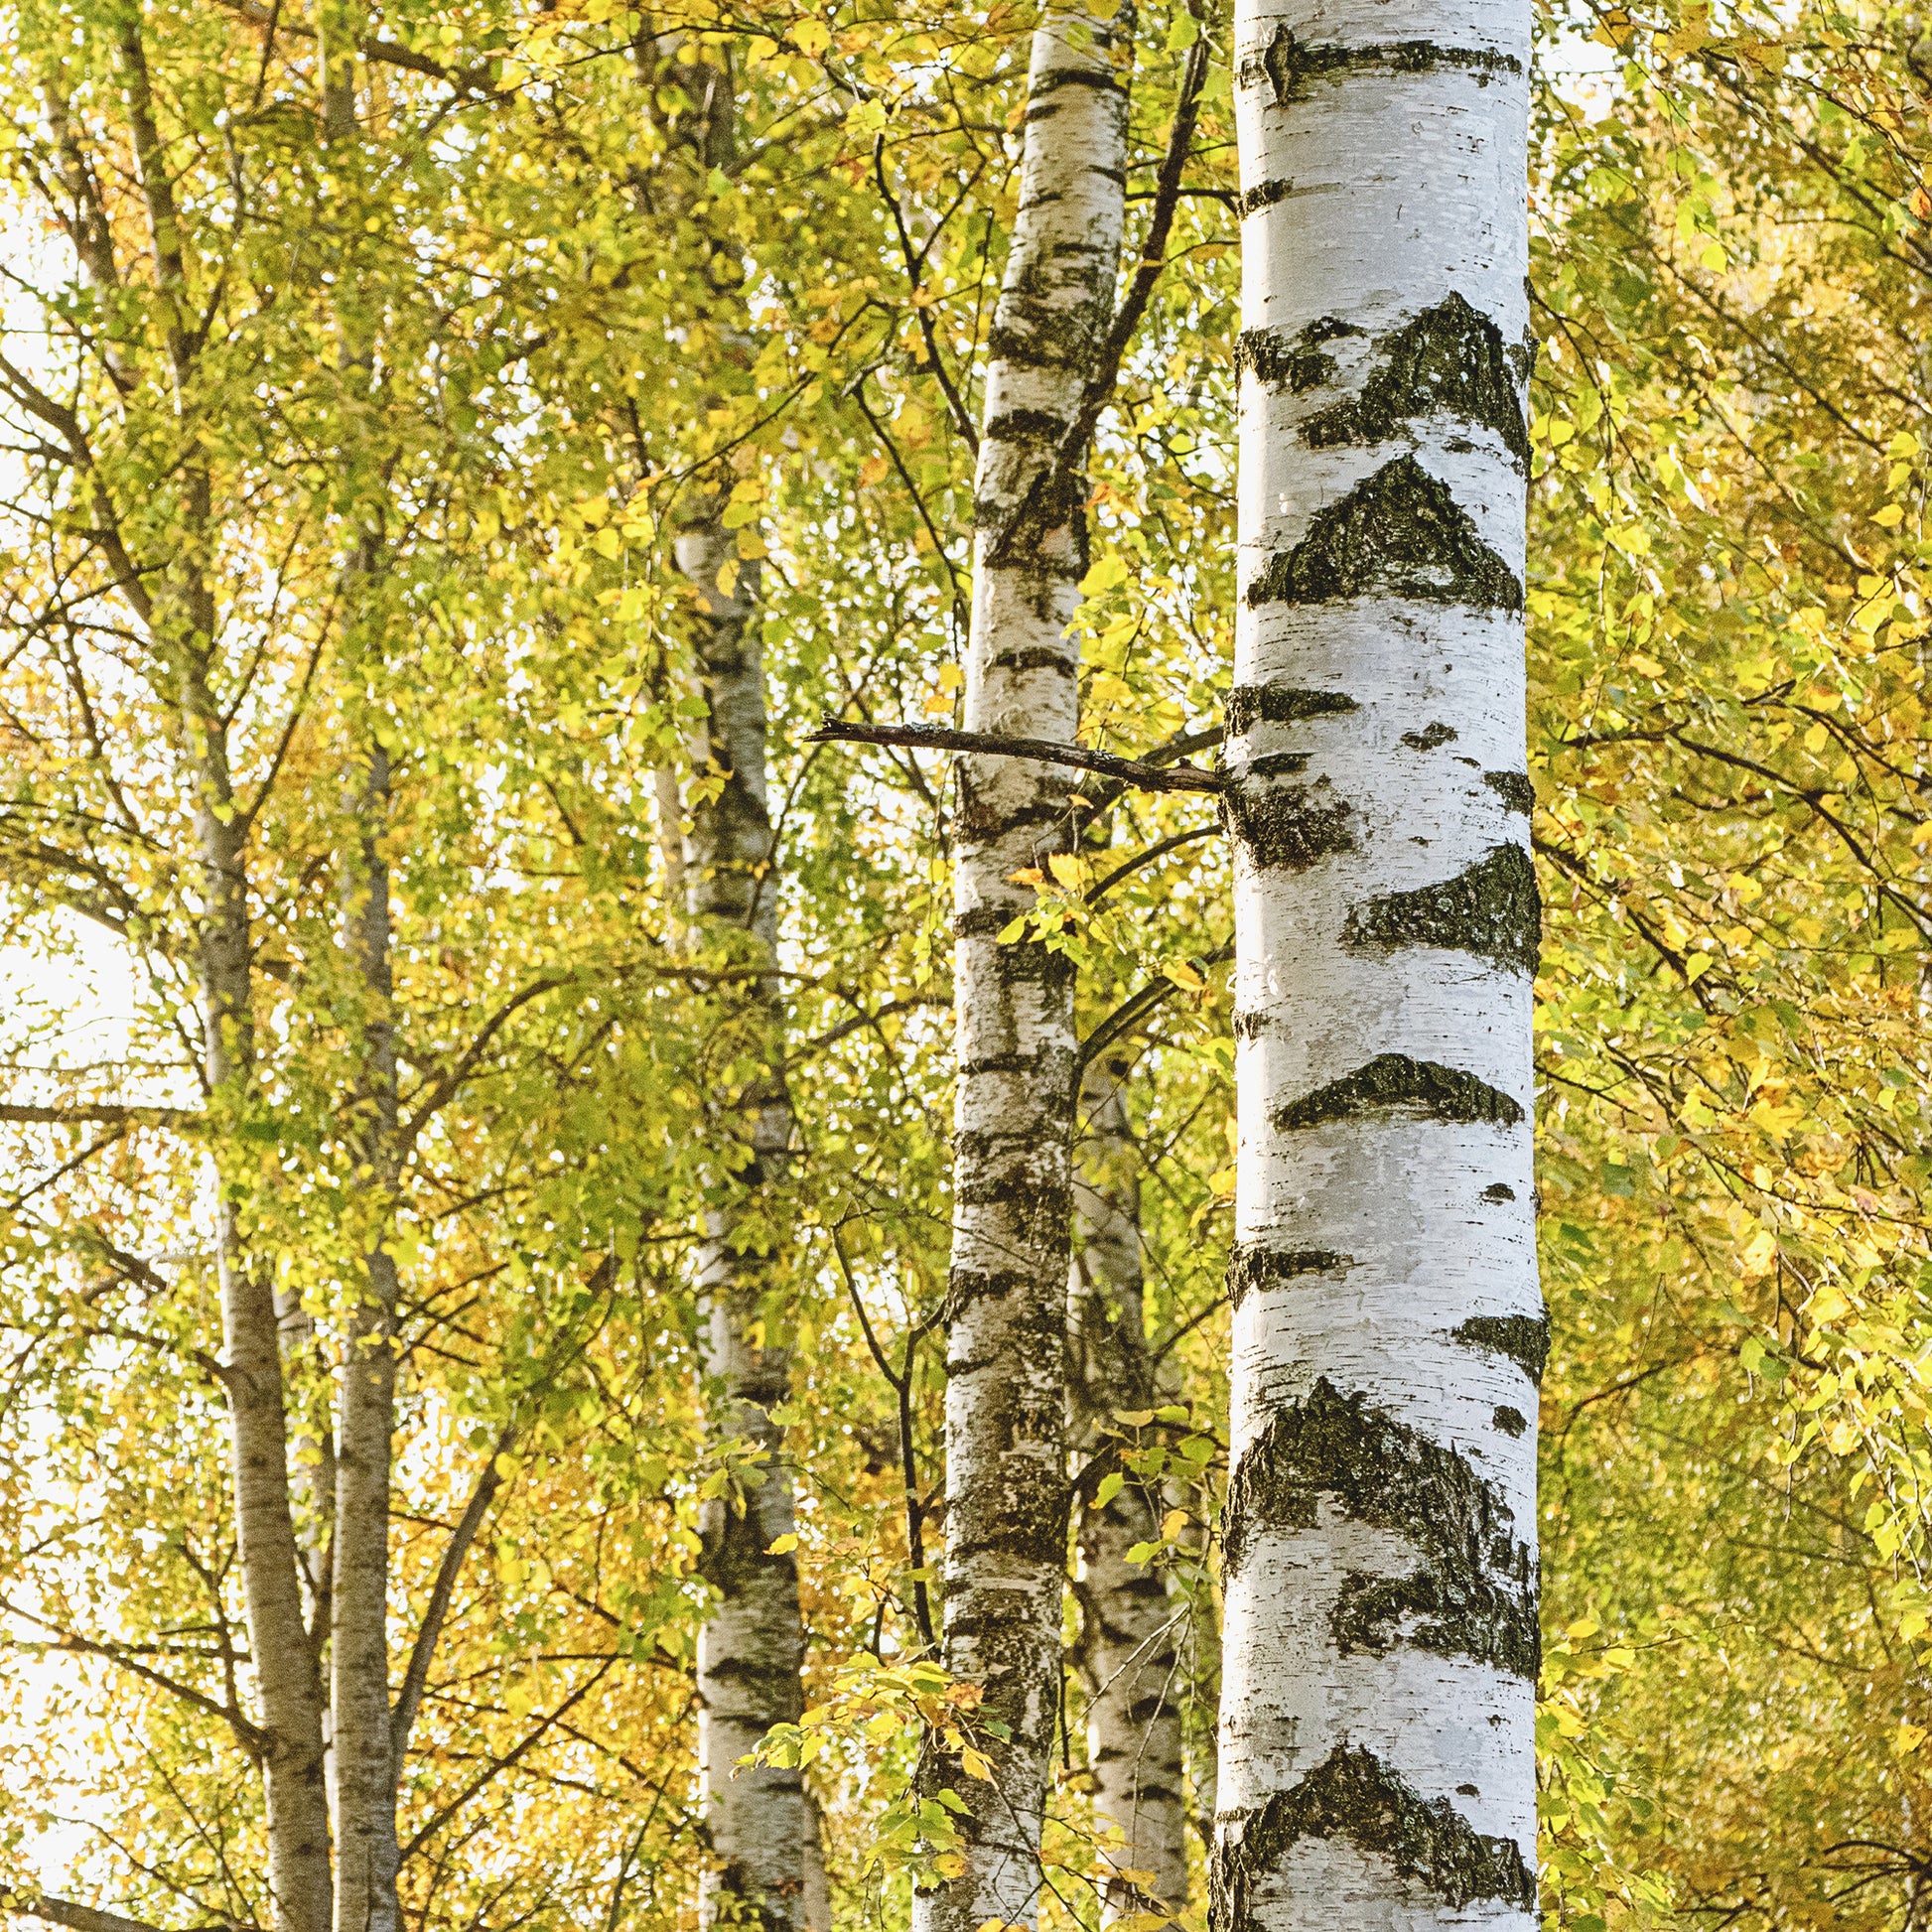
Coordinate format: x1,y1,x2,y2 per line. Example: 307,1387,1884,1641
924,14,1131,1931
1217,3,1540,1928
1070,1055,1188,1922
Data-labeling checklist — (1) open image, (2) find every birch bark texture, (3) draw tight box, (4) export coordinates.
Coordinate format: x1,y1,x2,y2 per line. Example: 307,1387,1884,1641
675,516,817,1932
1069,1058,1189,1922
116,4,340,1912
1217,4,1541,1930
319,23,404,1931
924,16,1129,1932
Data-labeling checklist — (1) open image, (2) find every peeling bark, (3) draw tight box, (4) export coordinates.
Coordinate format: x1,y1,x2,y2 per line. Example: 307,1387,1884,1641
921,16,1130,1932
1220,0,1539,1926
1070,1059,1188,1921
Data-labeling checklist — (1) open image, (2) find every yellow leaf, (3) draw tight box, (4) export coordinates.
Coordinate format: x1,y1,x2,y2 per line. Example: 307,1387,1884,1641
792,18,831,54
960,1746,995,1781
1164,958,1205,992
1874,503,1906,528
1896,1723,1927,1756
1047,852,1084,890
765,1534,798,1554
1207,1166,1236,1201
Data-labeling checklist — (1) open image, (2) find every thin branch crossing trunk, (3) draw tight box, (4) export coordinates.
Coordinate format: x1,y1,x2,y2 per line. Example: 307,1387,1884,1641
1216,3,1540,1929
921,15,1130,1932
1069,1058,1188,1922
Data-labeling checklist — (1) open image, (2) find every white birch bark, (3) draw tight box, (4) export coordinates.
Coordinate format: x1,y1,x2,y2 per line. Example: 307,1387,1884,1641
331,729,402,1932
112,9,338,1917
1218,5,1540,1929
675,516,815,1932
316,27,403,1929
1070,1057,1189,1921
922,17,1130,1932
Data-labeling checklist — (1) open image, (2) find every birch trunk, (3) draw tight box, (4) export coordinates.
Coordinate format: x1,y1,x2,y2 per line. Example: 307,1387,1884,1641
1070,1057,1188,1921
331,726,402,1932
1216,5,1539,1929
115,1,338,1911
316,26,403,1928
193,654,335,1932
675,516,815,1932
922,18,1129,1932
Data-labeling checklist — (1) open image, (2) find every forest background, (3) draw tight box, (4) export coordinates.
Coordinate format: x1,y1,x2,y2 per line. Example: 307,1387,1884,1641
0,1,1926,1930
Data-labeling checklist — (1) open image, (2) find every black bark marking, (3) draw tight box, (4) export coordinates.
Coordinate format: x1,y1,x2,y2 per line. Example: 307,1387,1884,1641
1492,1405,1527,1438
1301,292,1530,463
1228,1245,1352,1308
1236,316,1362,393
1237,178,1295,216
1341,843,1542,976
1247,456,1524,614
1273,1054,1524,1133
1484,769,1535,815
1481,1181,1516,1202
984,406,1070,445
1249,27,1525,105
1222,1377,1538,1678
1225,683,1358,735
1212,1742,1536,1932
1401,722,1456,750
990,644,1074,674
1222,775,1354,873
1452,1312,1550,1385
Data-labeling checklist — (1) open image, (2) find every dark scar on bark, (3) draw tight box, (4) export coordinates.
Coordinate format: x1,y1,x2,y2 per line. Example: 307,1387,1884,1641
1221,776,1355,872
1228,1245,1353,1307
1226,684,1359,735
1453,1312,1551,1385
1222,1376,1538,1678
1238,178,1295,216
1402,722,1456,750
1248,28,1525,105
983,406,1070,446
1484,769,1535,815
1482,1181,1517,1202
1273,1054,1524,1132
1300,291,1530,463
1211,1742,1537,1931
1492,1405,1528,1438
1236,316,1362,393
1341,843,1542,976
1246,456,1525,614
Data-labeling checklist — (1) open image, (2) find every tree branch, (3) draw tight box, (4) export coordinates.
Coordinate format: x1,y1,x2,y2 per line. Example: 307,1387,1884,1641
14,1897,169,1932
809,721,1226,795
392,1424,515,1770
0,1104,195,1128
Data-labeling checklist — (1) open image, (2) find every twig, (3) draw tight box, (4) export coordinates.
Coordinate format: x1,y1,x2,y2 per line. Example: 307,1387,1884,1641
810,721,1226,796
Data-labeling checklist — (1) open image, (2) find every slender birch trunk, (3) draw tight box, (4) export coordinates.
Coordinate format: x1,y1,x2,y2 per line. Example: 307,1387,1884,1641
331,724,402,1932
675,515,815,1932
1216,5,1540,1929
115,7,337,1918
922,18,1129,1932
1070,1057,1188,1921
315,25,404,1928
191,650,336,1932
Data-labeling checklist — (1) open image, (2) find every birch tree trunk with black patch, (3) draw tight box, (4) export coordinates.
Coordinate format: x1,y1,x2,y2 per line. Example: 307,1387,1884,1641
922,16,1129,1932
1070,1057,1189,1922
676,515,815,1932
1216,5,1541,1930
